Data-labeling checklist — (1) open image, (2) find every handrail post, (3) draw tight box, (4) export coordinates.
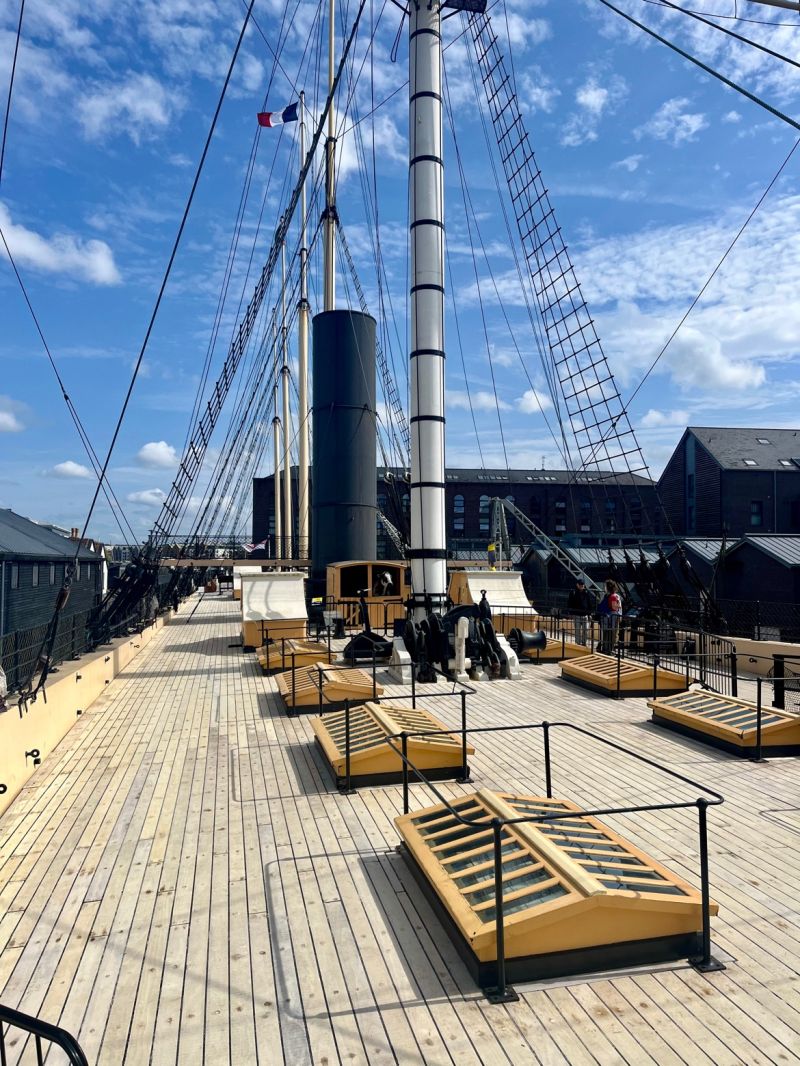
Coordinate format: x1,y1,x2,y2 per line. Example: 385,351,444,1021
327,623,332,663
372,644,377,701
458,690,470,782
729,651,738,699
318,665,324,715
753,678,765,763
543,721,552,798
653,654,659,700
402,732,409,813
282,636,286,670
690,798,725,973
773,654,785,709
342,699,355,792
486,818,518,1003
616,643,622,699
290,653,296,715
411,663,416,709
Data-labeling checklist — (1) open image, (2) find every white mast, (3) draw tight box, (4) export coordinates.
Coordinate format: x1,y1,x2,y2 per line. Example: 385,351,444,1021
272,384,282,560
281,239,293,558
408,0,447,618
323,0,336,310
297,91,310,558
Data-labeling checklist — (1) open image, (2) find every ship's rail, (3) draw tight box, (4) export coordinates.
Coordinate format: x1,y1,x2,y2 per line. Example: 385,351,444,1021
0,1003,88,1065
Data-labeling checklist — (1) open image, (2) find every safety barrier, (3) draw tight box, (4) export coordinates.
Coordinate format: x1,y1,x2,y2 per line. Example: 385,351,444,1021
0,1003,88,1065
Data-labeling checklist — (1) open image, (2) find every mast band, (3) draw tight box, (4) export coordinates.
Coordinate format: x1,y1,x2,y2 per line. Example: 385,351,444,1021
411,481,446,489
410,415,446,424
411,90,443,103
410,218,445,230
410,348,445,359
410,27,441,42
407,549,449,560
410,283,445,295
410,154,444,167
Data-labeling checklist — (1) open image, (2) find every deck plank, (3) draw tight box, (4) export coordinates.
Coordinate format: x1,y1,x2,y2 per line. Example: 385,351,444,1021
2,595,800,1065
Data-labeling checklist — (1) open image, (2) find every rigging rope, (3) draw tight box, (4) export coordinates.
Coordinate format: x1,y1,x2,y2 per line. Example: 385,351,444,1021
0,0,24,185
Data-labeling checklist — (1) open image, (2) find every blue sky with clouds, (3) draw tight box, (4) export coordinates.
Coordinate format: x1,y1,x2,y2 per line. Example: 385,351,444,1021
2,0,800,540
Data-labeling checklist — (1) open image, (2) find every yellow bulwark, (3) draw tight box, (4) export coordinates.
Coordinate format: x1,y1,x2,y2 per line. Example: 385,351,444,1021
274,661,383,711
257,638,330,672
561,652,687,697
397,789,716,984
311,700,474,786
649,690,800,755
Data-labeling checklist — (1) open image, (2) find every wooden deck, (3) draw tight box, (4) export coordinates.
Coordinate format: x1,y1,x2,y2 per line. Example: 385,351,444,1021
1,594,799,1065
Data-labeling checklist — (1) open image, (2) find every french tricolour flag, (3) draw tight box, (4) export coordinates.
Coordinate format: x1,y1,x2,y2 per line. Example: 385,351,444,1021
257,102,299,128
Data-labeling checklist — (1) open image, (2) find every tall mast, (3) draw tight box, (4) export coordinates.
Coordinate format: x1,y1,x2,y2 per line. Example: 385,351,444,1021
281,239,293,558
408,0,446,618
297,91,310,558
272,382,282,559
323,0,336,310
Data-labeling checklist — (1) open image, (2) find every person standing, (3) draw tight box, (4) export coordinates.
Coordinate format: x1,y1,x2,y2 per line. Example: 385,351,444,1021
566,578,594,645
597,579,622,654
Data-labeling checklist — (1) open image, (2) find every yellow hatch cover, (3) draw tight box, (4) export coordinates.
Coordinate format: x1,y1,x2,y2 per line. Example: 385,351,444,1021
649,690,800,746
312,701,474,777
396,789,714,961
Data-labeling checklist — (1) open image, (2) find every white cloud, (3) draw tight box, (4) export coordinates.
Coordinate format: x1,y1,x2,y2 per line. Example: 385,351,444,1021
640,408,689,428
0,203,121,285
613,154,644,173
449,390,511,412
561,75,627,148
0,396,25,432
137,440,179,468
78,72,173,143
519,68,560,114
128,488,167,506
722,110,741,124
51,460,93,479
0,412,23,432
635,98,707,147
517,389,553,414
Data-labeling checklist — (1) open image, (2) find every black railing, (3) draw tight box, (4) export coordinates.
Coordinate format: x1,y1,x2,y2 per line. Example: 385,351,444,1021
0,1003,88,1065
384,720,725,1000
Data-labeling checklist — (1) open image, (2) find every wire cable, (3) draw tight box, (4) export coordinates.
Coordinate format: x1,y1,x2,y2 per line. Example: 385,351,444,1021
596,0,800,134
0,0,24,184
641,0,800,68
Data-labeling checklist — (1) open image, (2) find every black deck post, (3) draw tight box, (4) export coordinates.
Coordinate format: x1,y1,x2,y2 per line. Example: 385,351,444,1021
690,798,725,973
653,655,659,700
402,732,409,814
730,651,738,699
773,654,785,710
458,691,470,782
486,818,518,1003
411,665,416,709
318,665,324,715
372,645,377,701
753,679,765,763
616,645,622,699
543,721,552,798
342,699,355,793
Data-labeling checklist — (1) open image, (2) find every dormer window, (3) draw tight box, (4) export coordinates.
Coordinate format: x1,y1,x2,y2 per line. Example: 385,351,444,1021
756,438,771,445
743,459,757,466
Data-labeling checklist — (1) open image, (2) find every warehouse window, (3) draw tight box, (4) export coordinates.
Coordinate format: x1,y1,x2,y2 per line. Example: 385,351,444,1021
11,565,19,589
453,494,465,533
50,563,56,585
750,501,763,528
32,564,39,588
479,495,490,534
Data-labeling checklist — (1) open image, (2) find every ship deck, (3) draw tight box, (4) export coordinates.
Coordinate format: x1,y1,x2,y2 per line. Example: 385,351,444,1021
1,593,799,1065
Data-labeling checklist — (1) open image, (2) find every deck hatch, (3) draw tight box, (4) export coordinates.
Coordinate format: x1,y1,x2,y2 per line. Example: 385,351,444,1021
311,701,474,785
396,788,715,974
275,662,383,711
649,690,800,755
561,653,688,698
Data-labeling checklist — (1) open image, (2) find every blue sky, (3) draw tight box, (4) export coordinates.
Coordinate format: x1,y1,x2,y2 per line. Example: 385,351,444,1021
2,0,800,541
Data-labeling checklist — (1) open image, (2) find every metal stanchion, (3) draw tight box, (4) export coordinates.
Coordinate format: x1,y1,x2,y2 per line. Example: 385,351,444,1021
543,721,552,798
402,732,409,813
690,798,724,973
458,691,470,782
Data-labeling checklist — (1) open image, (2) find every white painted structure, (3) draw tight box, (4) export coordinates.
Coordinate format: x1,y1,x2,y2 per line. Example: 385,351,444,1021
232,566,264,601
408,0,447,618
240,571,308,646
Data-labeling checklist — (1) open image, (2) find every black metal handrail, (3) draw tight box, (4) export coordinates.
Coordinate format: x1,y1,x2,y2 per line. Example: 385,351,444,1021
381,719,725,1001
0,1003,88,1065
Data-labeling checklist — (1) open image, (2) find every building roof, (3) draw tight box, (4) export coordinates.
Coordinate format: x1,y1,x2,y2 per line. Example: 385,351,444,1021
732,535,800,568
255,467,656,487
0,509,99,561
689,427,800,472
562,546,660,568
678,538,726,564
